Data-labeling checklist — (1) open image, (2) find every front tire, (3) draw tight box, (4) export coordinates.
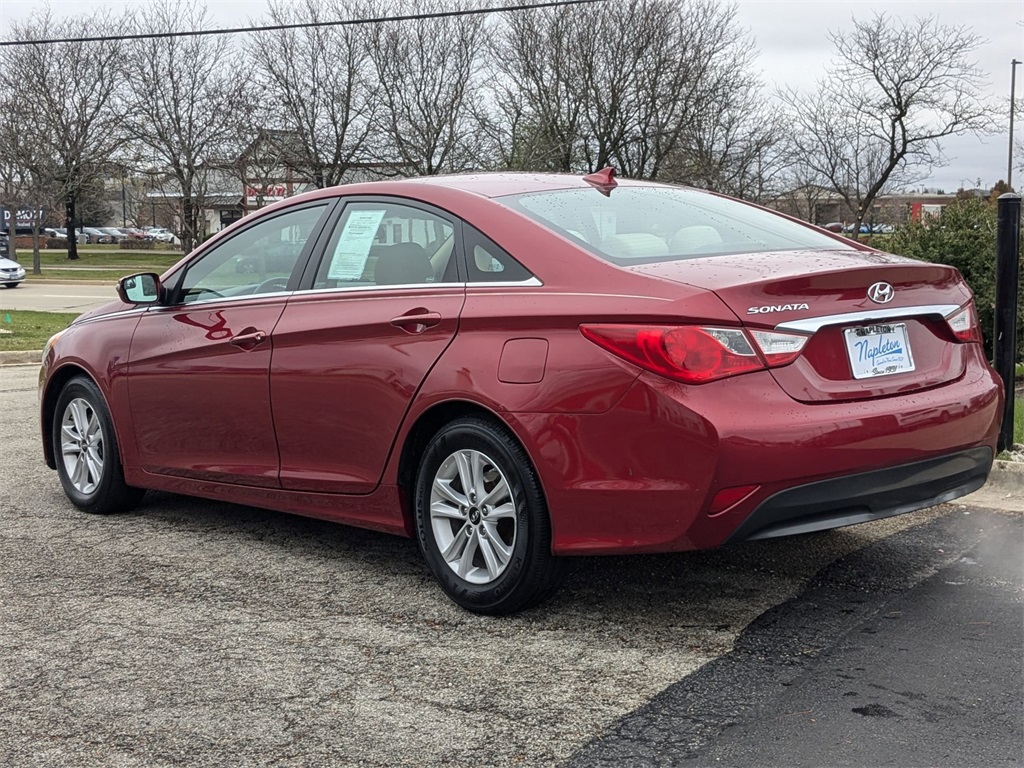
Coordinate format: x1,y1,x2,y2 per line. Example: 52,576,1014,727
414,416,565,615
53,376,145,514
3,283,17,288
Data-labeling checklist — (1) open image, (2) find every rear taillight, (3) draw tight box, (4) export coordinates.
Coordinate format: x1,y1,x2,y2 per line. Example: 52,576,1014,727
748,330,810,366
580,324,765,384
945,304,983,344
581,324,811,384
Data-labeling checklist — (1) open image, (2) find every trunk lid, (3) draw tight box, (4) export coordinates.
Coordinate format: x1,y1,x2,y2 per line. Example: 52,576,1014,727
630,250,975,402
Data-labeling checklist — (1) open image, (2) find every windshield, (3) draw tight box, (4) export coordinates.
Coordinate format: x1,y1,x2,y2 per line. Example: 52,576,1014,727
498,186,853,265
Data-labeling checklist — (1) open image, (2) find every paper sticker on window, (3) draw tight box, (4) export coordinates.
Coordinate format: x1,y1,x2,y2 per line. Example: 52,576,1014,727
328,209,387,280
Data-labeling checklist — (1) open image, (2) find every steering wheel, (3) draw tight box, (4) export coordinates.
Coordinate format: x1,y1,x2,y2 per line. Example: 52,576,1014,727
254,277,289,294
184,287,225,302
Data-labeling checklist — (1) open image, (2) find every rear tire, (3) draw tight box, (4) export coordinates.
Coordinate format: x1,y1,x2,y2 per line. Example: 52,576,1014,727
53,376,145,514
414,416,565,615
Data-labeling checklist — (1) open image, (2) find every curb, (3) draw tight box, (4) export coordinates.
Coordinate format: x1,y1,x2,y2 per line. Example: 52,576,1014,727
0,350,41,365
986,458,1024,491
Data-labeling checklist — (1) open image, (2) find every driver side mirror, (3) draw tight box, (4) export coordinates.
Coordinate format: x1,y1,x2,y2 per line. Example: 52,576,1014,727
117,272,162,305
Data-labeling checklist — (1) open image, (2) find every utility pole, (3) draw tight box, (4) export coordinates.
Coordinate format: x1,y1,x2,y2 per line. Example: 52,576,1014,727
1010,59,1020,190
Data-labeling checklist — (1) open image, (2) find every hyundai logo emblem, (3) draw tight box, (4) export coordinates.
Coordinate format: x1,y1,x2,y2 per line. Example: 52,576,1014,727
867,282,895,304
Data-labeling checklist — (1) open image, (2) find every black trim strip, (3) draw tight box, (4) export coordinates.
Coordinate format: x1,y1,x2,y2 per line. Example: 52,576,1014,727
727,447,993,543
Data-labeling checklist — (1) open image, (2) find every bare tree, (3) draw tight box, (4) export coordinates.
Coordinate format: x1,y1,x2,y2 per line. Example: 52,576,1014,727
0,103,58,275
486,0,780,194
603,0,769,185
485,5,589,172
367,0,485,176
772,155,839,224
665,99,789,203
782,13,996,239
0,10,128,260
125,0,252,253
248,0,376,189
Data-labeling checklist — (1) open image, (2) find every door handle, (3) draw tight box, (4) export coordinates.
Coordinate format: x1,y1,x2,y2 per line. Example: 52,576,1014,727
230,328,268,349
390,310,442,335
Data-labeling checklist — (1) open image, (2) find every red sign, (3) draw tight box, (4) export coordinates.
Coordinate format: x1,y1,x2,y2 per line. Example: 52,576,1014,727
245,184,287,199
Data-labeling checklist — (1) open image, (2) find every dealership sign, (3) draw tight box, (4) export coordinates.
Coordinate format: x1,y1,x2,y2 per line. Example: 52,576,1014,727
245,184,289,205
0,206,46,227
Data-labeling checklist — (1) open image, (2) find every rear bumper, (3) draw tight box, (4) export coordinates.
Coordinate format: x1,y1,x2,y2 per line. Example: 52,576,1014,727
511,352,1002,555
726,447,992,543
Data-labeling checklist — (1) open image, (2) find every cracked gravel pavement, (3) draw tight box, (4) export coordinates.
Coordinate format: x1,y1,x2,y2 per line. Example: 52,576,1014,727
0,363,1018,766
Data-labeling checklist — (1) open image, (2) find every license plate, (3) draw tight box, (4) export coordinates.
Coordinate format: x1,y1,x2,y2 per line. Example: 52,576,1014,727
844,324,915,379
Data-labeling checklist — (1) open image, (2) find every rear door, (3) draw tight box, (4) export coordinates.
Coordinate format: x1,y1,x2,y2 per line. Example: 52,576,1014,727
270,198,465,494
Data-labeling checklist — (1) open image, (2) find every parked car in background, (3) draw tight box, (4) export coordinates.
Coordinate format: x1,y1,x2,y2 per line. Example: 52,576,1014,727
98,227,126,241
0,254,25,287
145,227,176,243
81,227,113,244
44,227,66,239
38,171,1002,614
821,222,844,233
841,223,871,235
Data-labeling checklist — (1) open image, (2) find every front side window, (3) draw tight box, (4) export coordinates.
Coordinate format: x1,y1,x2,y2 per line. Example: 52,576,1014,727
178,204,328,304
498,186,853,265
313,202,456,289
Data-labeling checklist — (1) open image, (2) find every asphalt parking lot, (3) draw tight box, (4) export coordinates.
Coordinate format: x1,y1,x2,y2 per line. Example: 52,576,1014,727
2,362,1021,766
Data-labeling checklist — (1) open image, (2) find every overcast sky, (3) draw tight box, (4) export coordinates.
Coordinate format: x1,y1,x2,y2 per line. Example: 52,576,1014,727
0,0,1021,191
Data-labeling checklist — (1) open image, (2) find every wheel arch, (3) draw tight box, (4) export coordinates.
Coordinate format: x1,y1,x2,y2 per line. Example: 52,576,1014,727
394,399,548,536
42,364,102,469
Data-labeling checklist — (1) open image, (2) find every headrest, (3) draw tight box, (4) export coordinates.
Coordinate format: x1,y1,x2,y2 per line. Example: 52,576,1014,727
599,233,669,260
373,243,433,285
669,225,722,253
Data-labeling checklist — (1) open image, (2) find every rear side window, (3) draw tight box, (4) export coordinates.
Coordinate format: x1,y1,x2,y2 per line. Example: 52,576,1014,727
499,187,852,265
462,226,533,283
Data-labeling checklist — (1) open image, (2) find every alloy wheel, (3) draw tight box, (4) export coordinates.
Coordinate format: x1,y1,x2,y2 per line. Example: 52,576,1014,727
429,448,518,584
60,397,105,495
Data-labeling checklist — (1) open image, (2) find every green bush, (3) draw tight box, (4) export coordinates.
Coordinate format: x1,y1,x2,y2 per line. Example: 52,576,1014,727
887,198,1023,362
120,238,156,250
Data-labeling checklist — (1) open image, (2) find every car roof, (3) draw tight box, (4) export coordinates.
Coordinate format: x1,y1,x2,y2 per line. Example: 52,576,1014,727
395,172,672,199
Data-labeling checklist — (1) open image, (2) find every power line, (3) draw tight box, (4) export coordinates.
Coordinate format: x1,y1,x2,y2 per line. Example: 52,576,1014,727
0,0,607,47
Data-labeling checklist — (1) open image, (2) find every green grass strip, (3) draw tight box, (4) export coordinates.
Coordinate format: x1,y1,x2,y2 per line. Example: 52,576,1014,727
0,310,81,352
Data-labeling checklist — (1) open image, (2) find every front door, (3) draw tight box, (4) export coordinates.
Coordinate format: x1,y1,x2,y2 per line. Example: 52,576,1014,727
127,203,331,486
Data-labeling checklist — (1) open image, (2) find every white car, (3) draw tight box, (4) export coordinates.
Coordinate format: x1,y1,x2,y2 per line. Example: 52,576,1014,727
0,256,26,287
146,227,177,243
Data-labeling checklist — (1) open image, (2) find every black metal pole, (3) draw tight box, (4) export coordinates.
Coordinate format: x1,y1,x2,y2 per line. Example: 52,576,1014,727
995,193,1021,453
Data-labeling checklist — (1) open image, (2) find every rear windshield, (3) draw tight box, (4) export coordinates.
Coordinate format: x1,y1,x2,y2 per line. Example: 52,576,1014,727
498,186,852,265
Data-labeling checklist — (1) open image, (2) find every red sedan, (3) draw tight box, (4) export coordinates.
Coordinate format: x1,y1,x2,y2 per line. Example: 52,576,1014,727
39,171,1002,614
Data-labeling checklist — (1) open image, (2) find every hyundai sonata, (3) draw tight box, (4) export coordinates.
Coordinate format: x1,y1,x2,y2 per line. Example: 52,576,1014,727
39,170,1002,613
